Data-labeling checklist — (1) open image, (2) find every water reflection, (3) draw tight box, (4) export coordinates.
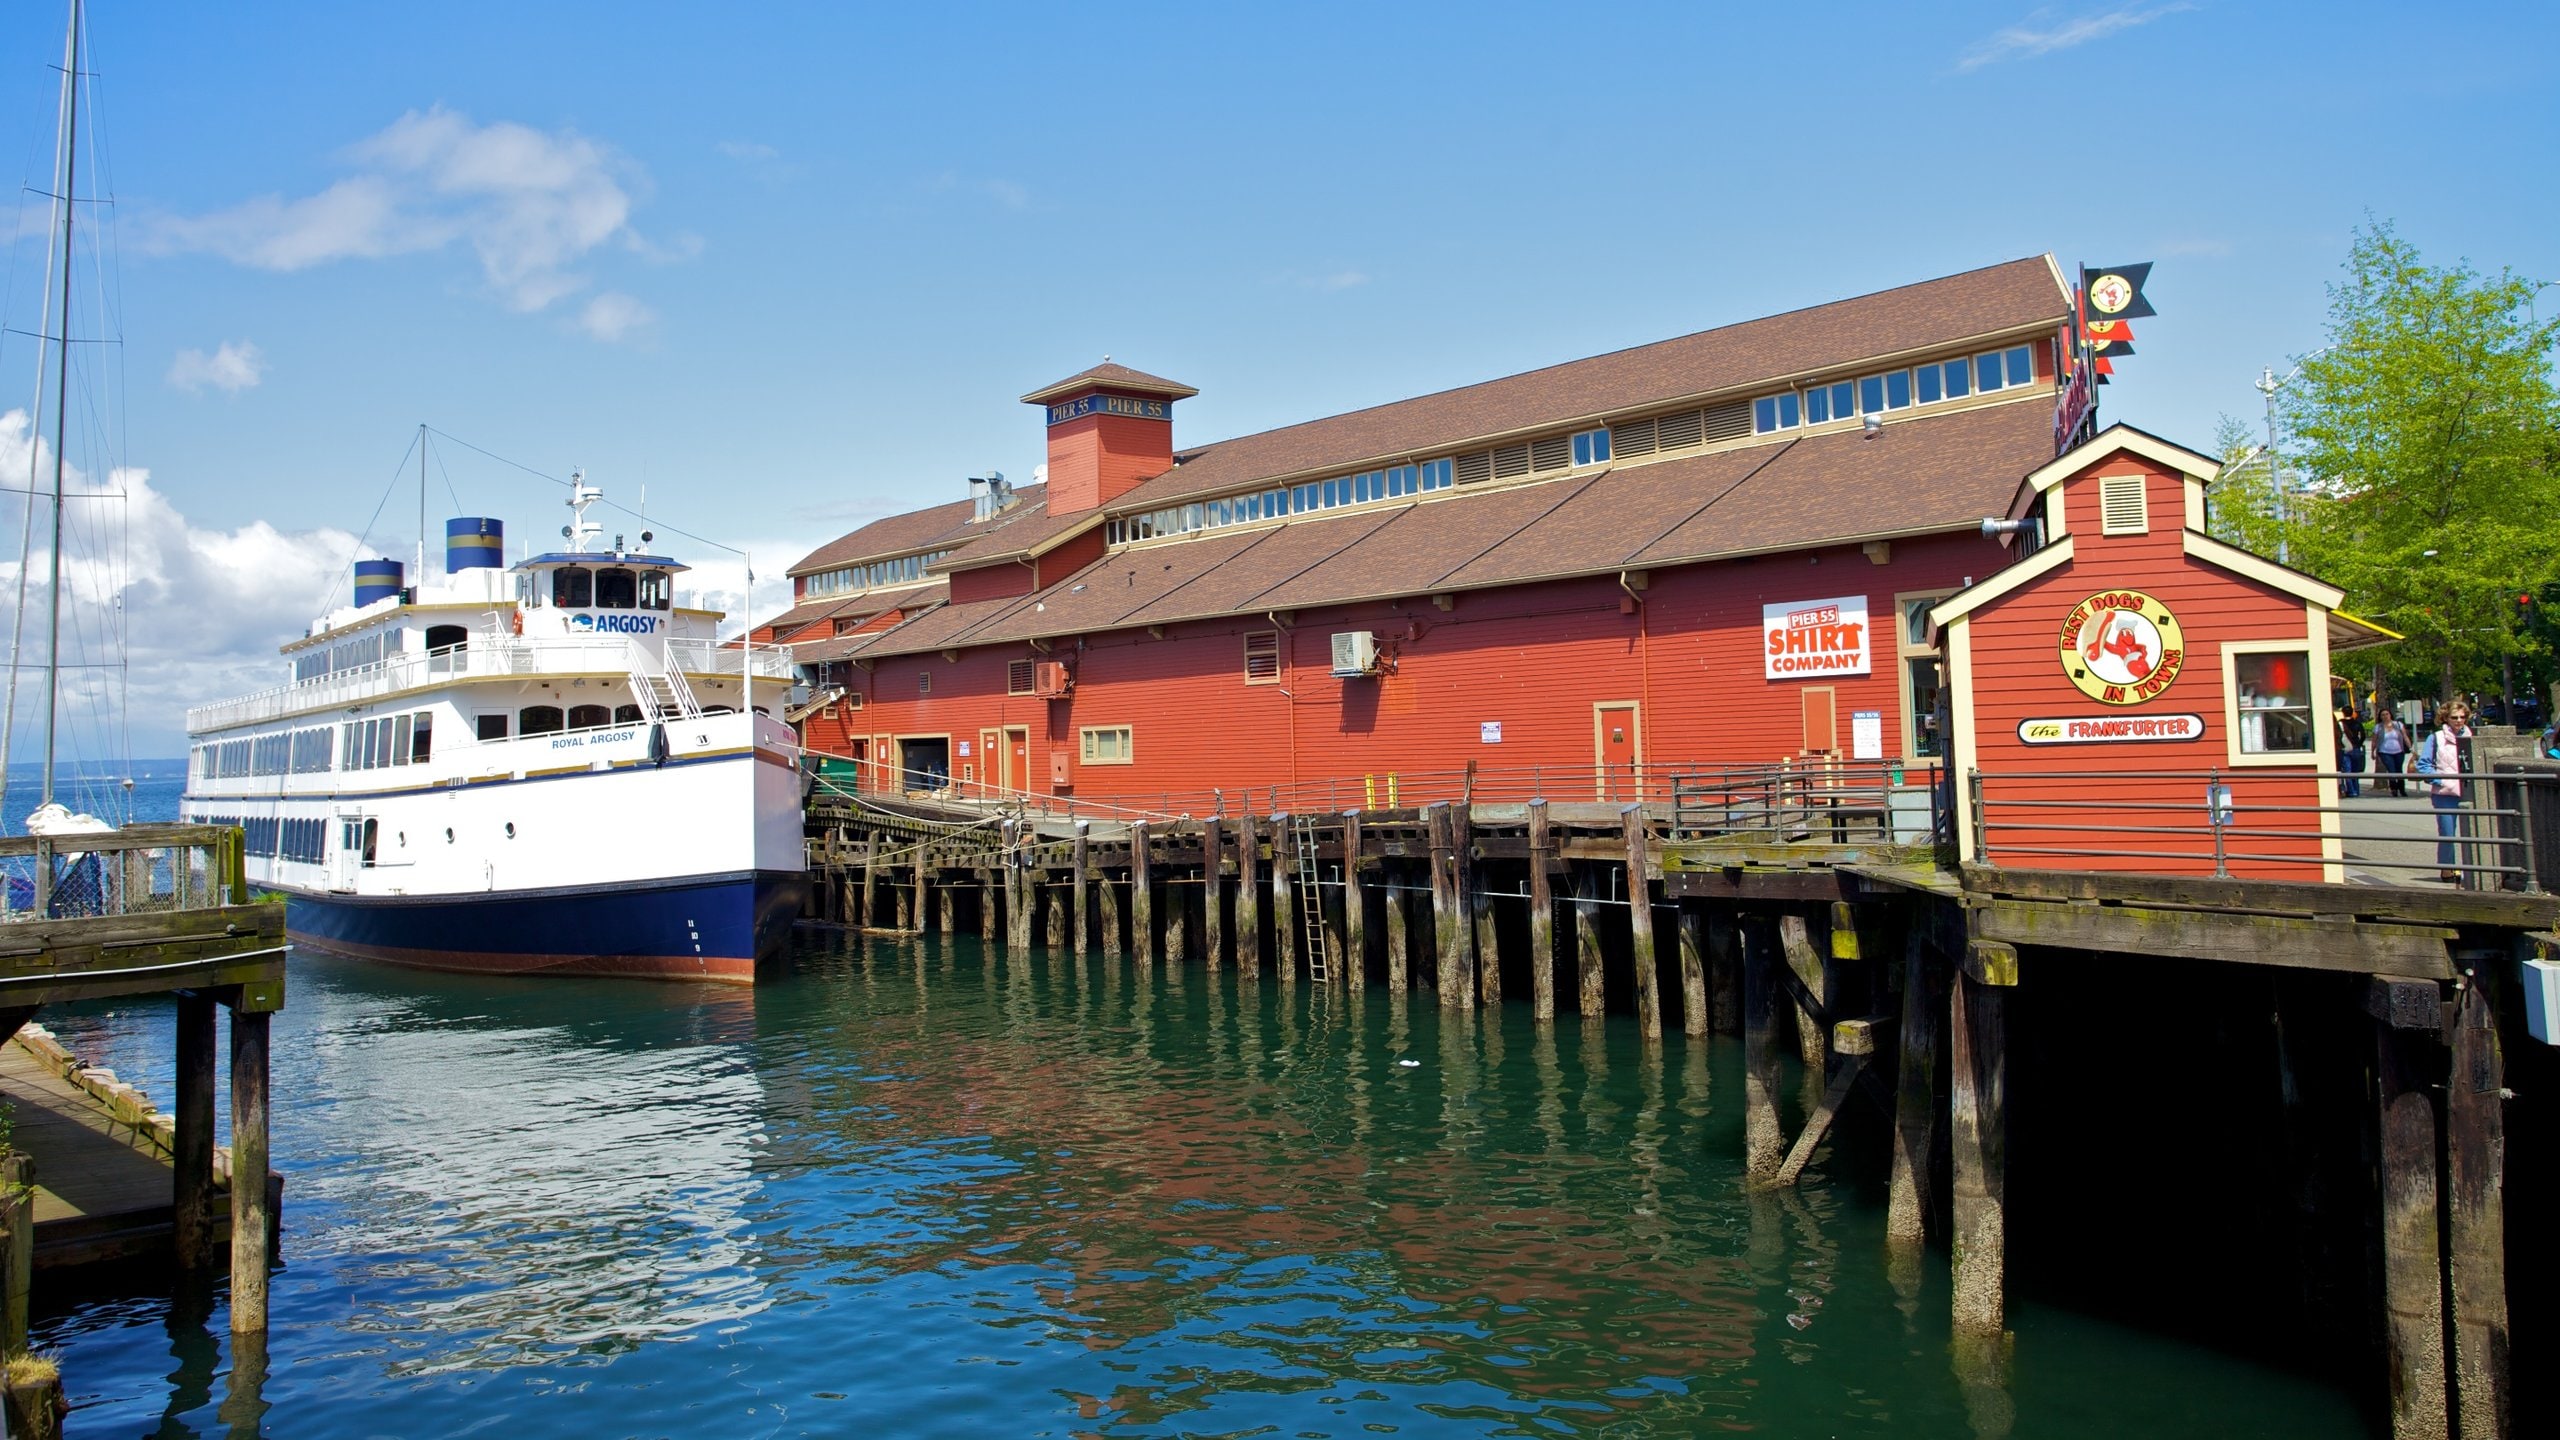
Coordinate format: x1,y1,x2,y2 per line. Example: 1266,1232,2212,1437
31,934,2364,1439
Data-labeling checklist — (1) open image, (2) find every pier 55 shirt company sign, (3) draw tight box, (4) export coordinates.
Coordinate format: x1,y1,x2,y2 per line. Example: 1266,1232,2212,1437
1764,596,1871,679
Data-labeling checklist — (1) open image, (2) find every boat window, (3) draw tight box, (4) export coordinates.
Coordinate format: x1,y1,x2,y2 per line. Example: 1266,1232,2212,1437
517,571,542,608
639,571,671,610
552,568,593,607
476,713,509,742
426,624,468,653
392,714,413,766
519,705,565,737
568,704,611,730
596,568,638,609
360,818,378,866
411,713,434,763
614,704,643,725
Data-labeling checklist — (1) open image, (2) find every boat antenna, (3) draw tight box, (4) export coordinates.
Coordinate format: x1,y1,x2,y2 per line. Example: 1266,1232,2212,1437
418,421,429,585
40,0,82,811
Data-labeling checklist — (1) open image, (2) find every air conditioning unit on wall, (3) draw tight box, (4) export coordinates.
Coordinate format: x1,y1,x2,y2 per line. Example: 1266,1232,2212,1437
1330,631,1380,678
1033,661,1073,699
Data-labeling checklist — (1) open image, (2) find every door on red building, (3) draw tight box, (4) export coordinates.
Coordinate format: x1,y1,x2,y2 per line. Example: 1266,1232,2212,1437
1594,702,1642,802
848,738,869,790
1002,726,1030,798
978,729,1000,799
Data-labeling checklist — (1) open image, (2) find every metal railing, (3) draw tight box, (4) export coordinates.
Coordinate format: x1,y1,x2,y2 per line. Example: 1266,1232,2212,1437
1667,759,1943,845
1969,766,2545,890
189,637,793,731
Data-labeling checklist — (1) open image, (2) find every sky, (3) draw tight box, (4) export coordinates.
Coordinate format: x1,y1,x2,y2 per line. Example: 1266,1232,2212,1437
0,0,2549,761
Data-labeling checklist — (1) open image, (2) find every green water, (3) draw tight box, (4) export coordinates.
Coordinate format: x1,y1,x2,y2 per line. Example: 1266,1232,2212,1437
35,931,2366,1437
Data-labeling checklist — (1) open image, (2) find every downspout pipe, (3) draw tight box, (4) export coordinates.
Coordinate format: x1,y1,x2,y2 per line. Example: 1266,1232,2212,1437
1619,571,1652,802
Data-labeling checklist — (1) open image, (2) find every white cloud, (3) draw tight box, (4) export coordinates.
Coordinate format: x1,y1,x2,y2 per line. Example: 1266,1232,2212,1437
1957,4,2194,71
148,107,661,329
577,292,653,343
0,409,360,758
167,340,267,395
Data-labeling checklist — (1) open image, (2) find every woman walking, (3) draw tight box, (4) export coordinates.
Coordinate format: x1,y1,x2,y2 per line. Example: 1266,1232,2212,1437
2419,699,2473,884
2375,713,2409,797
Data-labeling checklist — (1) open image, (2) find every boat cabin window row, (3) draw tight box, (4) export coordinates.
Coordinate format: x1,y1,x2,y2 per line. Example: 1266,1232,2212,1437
342,711,433,772
516,567,673,611
513,703,644,738
803,550,951,599
1753,344,2041,434
190,814,323,865
293,628,396,684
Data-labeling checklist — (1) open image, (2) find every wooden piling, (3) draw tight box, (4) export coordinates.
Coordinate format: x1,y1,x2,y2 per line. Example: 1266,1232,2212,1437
1528,800,1556,1022
2372,977,2450,1439
1201,817,1224,970
1622,808,1661,1040
912,857,929,935
1383,861,1409,994
1773,1020,1873,1187
229,1006,273,1335
937,885,957,937
1425,804,1459,1004
1072,823,1091,955
1043,882,1066,950
2446,975,2508,1440
1473,887,1500,1009
1342,811,1365,986
1676,909,1708,1037
1237,812,1262,977
1130,822,1154,971
980,871,999,945
1708,915,1742,1035
859,850,879,931
1741,915,1784,1182
1949,950,2010,1341
1,1153,27,1358
1454,802,1479,998
1099,870,1123,954
1271,814,1297,983
1886,926,1943,1252
1780,913,1827,1070
1573,870,1604,1018
173,992,218,1268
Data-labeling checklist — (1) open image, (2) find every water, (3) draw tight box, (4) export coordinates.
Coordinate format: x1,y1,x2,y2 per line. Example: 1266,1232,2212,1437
26,934,2367,1439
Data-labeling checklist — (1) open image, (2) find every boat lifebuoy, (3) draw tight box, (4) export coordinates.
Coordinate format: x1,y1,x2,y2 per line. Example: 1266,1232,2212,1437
509,610,523,635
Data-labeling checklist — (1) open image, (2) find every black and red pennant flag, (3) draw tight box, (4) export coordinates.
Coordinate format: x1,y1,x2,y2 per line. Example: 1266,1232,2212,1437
2080,262,2156,321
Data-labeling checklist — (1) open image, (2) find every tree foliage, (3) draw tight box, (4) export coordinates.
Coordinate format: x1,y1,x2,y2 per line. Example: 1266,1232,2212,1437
2277,221,2560,698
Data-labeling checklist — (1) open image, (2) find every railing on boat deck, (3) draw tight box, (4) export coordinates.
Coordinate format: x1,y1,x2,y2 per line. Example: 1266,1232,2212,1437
1968,766,2550,890
804,752,1947,843
0,823,249,921
187,636,793,731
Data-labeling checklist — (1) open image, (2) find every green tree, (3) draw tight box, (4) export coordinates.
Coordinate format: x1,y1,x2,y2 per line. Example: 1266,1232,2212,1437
2280,221,2560,700
2204,414,2296,557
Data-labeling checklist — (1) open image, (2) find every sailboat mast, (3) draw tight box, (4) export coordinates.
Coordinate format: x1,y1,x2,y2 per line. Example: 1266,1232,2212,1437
417,423,428,585
41,0,80,808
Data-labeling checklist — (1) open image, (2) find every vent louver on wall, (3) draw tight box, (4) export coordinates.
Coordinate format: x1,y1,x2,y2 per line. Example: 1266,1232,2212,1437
1491,445,1532,479
1700,399,1752,443
2098,474,2150,535
1455,452,1493,485
1656,409,1705,450
1530,435,1572,472
1613,418,1660,458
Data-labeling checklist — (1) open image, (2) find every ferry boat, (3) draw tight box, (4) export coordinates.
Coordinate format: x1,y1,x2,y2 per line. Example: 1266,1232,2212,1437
182,481,807,982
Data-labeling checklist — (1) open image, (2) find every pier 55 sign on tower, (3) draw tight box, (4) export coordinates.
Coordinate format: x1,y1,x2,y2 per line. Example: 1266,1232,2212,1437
1763,596,1872,678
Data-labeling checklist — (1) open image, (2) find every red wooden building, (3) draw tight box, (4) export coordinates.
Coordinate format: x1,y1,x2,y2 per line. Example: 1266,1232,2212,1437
1932,425,2393,881
753,256,2381,872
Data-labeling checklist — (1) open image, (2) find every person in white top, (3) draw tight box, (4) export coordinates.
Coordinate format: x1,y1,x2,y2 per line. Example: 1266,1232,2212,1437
2420,699,2473,884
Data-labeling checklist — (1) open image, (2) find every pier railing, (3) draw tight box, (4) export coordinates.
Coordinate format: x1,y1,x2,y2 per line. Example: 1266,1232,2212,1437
0,823,251,921
187,638,794,731
1968,766,2547,889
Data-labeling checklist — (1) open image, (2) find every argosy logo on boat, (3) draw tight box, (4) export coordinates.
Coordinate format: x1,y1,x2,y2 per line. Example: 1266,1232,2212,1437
569,613,657,635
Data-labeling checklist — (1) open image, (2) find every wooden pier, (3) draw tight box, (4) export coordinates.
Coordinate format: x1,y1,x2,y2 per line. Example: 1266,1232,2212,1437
802,773,2556,1440
0,826,287,1350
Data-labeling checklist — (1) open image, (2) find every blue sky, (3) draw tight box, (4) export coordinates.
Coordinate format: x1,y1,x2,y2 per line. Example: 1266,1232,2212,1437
0,0,2550,757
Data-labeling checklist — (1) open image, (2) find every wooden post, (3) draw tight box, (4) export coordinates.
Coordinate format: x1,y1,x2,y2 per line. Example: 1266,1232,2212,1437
1043,882,1067,950
1383,860,1409,995
1341,811,1365,986
1201,817,1224,970
1,1153,28,1358
1237,812,1262,977
2372,976,2450,1440
1773,1021,1874,1186
1099,869,1123,954
1622,808,1661,1040
912,851,928,934
1780,913,1828,1070
1573,870,1604,1018
1708,914,1742,1035
1427,803,1461,1006
980,871,999,945
1271,813,1297,984
1130,822,1154,971
858,844,879,931
1949,951,2010,1341
229,1005,273,1335
2446,975,2508,1440
1454,801,1479,998
1527,801,1556,1023
1886,926,1943,1252
1741,915,1784,1182
937,885,957,937
1676,909,1708,1037
1072,822,1092,955
1166,893,1188,964
173,993,219,1268
1472,888,1500,1009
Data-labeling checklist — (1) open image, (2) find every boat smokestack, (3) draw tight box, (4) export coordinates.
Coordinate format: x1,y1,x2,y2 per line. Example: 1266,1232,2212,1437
446,517,505,572
353,558,406,607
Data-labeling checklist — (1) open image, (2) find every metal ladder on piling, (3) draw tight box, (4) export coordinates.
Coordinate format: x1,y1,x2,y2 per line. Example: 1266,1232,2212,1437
1291,815,1328,982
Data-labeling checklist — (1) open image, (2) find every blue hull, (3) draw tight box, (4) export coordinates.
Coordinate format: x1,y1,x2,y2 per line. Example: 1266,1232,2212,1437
286,870,808,984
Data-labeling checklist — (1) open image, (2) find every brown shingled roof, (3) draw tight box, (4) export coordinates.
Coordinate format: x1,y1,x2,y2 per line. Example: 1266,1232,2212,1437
785,483,1052,578
1110,256,2065,513
1020,362,1199,405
